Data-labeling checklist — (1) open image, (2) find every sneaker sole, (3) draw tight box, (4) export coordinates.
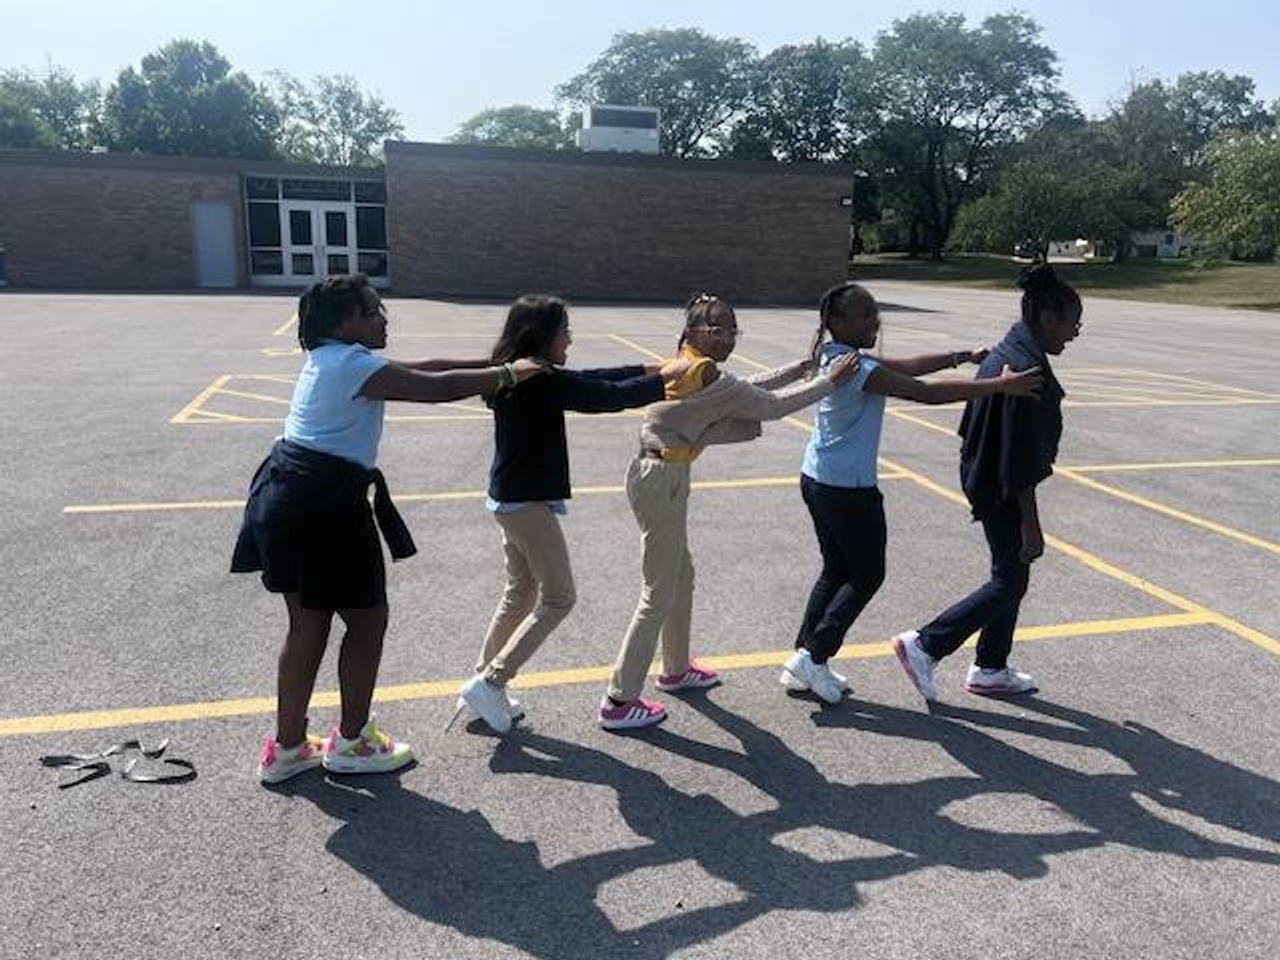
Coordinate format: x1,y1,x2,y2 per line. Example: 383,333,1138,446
965,683,1038,697
257,759,322,784
892,636,936,702
599,712,667,731
322,750,416,775
654,677,721,692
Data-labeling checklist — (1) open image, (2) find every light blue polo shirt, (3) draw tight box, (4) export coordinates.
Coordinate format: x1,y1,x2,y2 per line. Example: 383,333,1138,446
284,341,388,469
801,344,885,488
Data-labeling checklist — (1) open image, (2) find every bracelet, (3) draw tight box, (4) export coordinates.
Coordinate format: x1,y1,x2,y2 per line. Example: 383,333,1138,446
496,363,515,389
950,352,960,368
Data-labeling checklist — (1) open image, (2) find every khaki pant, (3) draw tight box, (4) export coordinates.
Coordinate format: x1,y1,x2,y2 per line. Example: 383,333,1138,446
475,504,577,685
608,457,695,701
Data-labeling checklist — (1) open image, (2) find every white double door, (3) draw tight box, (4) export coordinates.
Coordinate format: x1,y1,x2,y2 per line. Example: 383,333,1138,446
281,201,358,283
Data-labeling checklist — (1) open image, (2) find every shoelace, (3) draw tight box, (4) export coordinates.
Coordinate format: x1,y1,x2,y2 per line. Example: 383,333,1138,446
40,738,196,789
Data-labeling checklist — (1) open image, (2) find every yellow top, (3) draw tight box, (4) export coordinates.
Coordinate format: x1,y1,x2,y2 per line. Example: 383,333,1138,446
656,344,715,462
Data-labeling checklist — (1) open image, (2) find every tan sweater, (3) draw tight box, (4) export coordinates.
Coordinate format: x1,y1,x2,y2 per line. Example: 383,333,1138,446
638,360,833,452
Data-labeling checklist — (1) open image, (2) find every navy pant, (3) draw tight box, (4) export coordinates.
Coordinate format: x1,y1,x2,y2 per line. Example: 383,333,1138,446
796,476,887,664
918,499,1030,669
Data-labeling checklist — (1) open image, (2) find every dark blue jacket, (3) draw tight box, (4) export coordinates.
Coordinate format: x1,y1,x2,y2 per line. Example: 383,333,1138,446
957,322,1066,520
488,366,663,502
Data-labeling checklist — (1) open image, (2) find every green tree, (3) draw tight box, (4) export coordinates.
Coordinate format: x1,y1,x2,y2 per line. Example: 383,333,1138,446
271,73,403,167
102,39,280,159
0,84,55,148
451,105,572,150
557,27,756,158
1172,134,1280,260
1,67,101,149
858,12,1069,258
726,38,864,162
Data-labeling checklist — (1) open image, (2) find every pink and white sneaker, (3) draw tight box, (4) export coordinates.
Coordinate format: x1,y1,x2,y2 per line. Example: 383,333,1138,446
965,665,1038,697
256,732,327,784
322,715,414,774
598,697,667,731
654,662,721,692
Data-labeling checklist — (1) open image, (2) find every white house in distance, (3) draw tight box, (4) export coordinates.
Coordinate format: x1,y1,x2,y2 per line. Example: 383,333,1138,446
576,105,661,154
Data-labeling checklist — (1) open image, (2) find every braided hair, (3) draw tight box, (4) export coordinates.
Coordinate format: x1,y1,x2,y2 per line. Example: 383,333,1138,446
678,292,735,351
296,274,372,351
1017,264,1080,329
811,281,876,364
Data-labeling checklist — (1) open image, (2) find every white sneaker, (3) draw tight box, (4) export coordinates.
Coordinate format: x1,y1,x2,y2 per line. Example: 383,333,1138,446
892,630,938,702
782,649,844,705
455,690,525,723
458,675,513,733
779,660,850,692
965,665,1038,697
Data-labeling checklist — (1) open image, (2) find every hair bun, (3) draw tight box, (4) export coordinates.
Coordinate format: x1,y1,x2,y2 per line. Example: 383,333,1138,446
1018,263,1059,293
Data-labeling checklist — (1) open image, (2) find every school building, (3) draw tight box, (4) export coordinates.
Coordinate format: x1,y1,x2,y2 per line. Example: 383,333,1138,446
0,142,852,302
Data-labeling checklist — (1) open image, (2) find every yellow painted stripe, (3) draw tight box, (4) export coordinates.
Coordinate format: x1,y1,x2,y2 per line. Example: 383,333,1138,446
272,314,297,337
214,388,293,405
169,375,231,424
64,474,914,516
1072,367,1280,399
0,612,1209,738
1063,458,1280,474
1057,468,1280,557
606,332,669,363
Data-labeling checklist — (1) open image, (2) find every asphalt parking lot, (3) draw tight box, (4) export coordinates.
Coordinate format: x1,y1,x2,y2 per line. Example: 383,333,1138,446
3,283,1278,959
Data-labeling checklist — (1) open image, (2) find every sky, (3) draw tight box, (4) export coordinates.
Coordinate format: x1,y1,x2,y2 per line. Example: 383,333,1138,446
3,0,1278,141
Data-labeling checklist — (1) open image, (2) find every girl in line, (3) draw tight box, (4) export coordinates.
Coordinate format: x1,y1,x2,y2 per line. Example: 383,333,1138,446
456,294,691,733
599,293,862,731
233,275,543,784
782,281,1043,704
893,265,1082,702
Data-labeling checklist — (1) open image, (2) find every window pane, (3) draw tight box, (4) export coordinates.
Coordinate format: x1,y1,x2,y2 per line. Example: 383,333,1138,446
245,176,279,199
354,181,386,203
327,254,350,275
325,211,348,247
248,202,281,246
358,251,388,277
291,253,315,275
289,210,312,245
355,206,387,249
250,249,283,275
281,178,351,201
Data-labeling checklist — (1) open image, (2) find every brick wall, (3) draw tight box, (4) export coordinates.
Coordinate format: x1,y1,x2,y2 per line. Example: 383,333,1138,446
0,154,243,289
386,142,852,303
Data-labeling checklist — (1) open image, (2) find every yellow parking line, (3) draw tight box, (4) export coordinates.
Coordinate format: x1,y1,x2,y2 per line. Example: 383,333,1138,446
1074,367,1280,399
272,314,297,337
0,612,1210,737
1064,458,1280,474
169,375,232,424
215,388,293,405
64,475,912,515
1057,467,1280,557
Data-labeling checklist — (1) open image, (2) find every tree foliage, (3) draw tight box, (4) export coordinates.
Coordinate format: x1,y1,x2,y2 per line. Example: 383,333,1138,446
1172,133,1280,260
102,40,280,159
451,105,572,150
271,72,403,167
557,28,755,158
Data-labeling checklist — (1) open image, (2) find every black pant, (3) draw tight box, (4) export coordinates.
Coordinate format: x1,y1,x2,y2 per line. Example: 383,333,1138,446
796,476,887,664
918,499,1029,669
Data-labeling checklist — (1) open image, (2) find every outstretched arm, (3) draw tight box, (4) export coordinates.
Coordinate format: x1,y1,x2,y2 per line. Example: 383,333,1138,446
358,359,543,403
864,363,1041,405
878,348,988,378
389,357,494,372
746,358,815,390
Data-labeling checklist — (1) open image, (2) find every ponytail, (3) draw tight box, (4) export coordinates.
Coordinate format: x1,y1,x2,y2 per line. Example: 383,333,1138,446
813,281,875,363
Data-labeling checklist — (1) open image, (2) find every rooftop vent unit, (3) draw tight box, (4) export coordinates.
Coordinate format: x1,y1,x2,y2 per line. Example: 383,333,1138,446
576,105,660,154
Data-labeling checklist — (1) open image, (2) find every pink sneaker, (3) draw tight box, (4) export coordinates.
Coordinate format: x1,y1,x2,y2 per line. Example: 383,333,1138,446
655,662,721,692
256,732,327,784
598,697,667,731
